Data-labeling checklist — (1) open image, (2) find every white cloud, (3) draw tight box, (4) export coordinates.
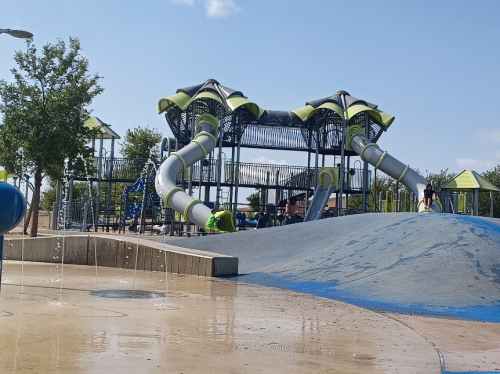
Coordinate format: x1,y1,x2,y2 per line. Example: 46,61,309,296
169,0,194,5
205,0,239,18
168,0,239,18
456,158,497,170
477,129,500,142
251,156,289,165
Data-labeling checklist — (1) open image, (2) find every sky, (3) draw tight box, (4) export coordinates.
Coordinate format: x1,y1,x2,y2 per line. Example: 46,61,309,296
2,0,500,179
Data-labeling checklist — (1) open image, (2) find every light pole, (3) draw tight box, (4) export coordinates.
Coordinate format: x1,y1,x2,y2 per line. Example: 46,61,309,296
0,28,33,39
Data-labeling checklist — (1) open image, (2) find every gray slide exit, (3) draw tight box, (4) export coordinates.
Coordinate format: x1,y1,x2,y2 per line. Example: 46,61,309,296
350,133,441,212
304,170,336,222
304,184,334,222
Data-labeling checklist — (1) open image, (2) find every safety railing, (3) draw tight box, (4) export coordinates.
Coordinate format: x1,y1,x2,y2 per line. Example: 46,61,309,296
102,158,156,180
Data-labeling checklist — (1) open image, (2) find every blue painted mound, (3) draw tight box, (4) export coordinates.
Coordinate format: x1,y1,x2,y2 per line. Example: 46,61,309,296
173,213,500,321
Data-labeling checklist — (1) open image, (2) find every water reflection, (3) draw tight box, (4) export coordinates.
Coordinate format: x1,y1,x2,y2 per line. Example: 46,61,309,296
0,261,434,373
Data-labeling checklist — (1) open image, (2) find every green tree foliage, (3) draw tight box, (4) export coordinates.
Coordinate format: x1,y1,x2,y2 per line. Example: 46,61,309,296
246,190,261,213
0,38,103,236
348,173,398,212
119,126,163,160
479,165,500,218
41,181,98,210
424,168,457,193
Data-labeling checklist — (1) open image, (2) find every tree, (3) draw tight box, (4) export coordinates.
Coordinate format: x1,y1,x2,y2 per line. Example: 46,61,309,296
41,181,98,210
246,190,261,213
0,38,102,237
424,168,457,195
119,126,163,160
349,173,397,212
479,165,500,218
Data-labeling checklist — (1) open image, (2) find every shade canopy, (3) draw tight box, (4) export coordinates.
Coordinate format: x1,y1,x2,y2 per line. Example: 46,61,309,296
83,117,121,140
157,79,395,129
441,170,500,192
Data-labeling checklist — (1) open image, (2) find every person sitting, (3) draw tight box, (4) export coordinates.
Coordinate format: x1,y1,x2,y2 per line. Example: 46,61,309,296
423,183,436,210
207,209,217,233
256,212,268,229
284,198,297,225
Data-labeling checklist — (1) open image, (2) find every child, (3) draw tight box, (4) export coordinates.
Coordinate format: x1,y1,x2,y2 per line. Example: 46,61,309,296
207,209,217,233
256,212,268,229
423,184,436,210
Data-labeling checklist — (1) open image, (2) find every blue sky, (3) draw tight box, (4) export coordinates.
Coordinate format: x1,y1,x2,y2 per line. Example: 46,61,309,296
2,0,500,175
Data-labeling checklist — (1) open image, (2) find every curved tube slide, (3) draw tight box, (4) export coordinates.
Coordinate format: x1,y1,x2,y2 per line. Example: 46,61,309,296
155,114,237,233
350,134,441,212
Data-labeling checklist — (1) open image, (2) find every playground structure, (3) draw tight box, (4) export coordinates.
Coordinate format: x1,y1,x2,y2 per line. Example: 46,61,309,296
45,79,500,235
153,79,446,233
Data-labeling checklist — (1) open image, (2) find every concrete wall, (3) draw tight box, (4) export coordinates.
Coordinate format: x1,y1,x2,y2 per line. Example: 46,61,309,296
2,235,238,277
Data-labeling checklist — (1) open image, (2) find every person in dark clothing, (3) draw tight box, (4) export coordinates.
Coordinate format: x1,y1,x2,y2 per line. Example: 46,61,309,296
256,212,268,229
423,183,436,210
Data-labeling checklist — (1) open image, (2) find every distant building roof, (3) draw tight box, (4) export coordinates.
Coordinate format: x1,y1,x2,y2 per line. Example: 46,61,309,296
441,170,500,192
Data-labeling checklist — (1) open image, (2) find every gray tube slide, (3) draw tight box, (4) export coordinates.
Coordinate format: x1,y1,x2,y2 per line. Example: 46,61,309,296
350,134,441,212
155,114,236,232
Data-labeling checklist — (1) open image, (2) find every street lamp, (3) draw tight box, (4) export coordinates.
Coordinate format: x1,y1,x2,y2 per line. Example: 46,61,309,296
0,28,33,39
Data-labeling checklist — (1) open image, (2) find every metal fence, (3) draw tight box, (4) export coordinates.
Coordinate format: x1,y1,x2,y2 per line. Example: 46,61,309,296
102,158,156,180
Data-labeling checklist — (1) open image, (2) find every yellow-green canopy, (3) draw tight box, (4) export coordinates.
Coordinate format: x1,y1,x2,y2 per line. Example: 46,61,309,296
84,117,121,140
441,170,500,192
0,170,13,182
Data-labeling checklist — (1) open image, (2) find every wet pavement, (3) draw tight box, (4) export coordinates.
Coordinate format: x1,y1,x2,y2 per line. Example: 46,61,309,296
0,261,440,374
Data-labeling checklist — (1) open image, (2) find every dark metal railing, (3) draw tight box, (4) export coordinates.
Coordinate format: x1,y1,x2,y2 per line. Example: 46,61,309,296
102,158,157,180
345,169,372,191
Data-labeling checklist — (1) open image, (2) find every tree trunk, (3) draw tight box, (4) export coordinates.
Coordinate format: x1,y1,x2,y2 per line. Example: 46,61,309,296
30,168,43,237
23,200,34,235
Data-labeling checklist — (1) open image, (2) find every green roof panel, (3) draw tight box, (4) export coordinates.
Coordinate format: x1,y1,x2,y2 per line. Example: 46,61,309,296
83,117,121,140
347,104,382,124
226,95,262,118
291,105,315,122
158,92,191,114
442,170,500,192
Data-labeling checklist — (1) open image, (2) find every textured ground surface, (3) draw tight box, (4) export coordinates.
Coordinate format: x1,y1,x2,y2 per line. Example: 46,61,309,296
168,213,500,321
0,262,440,374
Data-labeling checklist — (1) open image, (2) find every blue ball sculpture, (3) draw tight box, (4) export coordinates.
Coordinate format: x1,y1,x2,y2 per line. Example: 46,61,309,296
0,182,25,234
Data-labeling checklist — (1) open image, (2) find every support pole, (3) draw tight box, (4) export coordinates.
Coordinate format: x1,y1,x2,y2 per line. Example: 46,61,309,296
395,181,399,212
55,180,62,229
275,170,280,226
265,171,270,212
205,151,212,202
345,156,350,214
445,190,450,213
106,138,115,231
187,107,196,198
362,115,370,213
306,149,311,211
314,125,319,188
215,112,224,210
232,142,241,227
490,191,494,218
198,160,203,200
229,146,235,210
95,133,104,232
472,189,479,216
339,95,348,216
